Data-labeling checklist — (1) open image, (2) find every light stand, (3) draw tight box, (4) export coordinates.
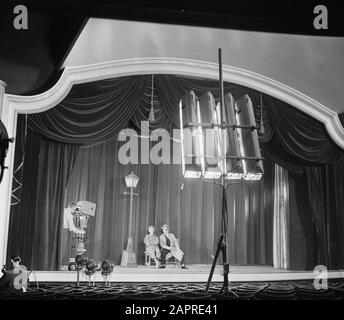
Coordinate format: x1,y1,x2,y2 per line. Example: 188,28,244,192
179,48,264,294
205,175,234,294
205,49,232,294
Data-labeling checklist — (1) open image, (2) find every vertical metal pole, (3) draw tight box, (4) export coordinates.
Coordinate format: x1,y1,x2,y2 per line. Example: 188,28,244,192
206,49,231,294
221,181,229,291
218,48,224,125
127,186,134,251
219,48,229,289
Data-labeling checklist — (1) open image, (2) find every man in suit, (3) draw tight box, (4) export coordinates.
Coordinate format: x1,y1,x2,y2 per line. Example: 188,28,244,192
159,224,188,269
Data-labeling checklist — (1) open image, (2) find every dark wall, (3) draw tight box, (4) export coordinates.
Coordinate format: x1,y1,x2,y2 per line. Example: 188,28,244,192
0,9,85,95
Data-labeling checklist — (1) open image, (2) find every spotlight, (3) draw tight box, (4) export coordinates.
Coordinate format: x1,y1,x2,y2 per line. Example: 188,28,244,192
94,262,102,272
101,259,114,276
68,262,76,271
235,95,264,180
199,91,223,179
180,91,203,179
85,260,96,276
75,254,88,270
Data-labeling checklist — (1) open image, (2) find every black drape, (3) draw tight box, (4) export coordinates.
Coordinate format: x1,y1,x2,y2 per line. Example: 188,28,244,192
7,117,41,268
61,136,274,266
262,95,344,269
8,74,344,270
7,121,79,270
30,138,79,270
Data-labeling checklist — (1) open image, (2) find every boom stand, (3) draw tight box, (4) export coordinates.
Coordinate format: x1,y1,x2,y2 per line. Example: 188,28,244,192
205,178,237,296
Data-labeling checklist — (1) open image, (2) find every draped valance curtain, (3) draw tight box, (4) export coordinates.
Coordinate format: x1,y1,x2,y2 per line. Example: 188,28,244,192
27,75,259,145
8,74,344,270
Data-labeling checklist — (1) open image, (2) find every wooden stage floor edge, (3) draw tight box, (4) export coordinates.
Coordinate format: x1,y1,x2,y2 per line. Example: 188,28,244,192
29,265,344,283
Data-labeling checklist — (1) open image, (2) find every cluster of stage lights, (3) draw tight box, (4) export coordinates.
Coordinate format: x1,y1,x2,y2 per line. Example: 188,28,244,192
179,90,264,181
68,254,115,277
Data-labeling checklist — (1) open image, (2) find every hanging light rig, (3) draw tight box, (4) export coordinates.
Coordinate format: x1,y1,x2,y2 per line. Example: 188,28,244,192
179,50,264,181
179,48,264,294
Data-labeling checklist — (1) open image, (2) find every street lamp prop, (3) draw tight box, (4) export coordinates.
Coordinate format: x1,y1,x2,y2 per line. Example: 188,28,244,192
120,171,139,267
179,48,264,294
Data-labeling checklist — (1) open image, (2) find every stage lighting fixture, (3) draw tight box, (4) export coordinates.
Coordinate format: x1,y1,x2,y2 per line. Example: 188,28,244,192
234,95,264,180
179,49,264,295
179,90,203,178
222,94,245,180
75,254,88,270
199,91,223,180
68,262,76,271
94,262,102,271
101,260,114,276
85,260,96,276
179,90,263,181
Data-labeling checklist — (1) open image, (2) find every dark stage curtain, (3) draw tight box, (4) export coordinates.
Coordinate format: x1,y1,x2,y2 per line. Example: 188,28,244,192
7,122,79,270
8,74,344,270
261,96,344,269
30,138,79,270
7,117,41,268
61,137,274,267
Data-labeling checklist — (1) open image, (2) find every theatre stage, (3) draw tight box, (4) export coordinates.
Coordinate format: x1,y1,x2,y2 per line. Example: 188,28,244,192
28,265,344,283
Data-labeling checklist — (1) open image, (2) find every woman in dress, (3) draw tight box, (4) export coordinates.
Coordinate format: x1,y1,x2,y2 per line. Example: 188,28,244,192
143,226,161,267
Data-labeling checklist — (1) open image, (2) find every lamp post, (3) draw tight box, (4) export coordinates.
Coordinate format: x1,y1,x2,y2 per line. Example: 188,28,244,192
121,171,139,267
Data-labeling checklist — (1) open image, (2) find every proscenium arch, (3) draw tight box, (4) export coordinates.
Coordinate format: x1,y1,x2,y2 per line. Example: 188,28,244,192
1,57,344,267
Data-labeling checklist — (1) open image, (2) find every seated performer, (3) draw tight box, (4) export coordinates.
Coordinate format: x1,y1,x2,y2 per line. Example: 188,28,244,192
143,226,161,267
159,224,188,269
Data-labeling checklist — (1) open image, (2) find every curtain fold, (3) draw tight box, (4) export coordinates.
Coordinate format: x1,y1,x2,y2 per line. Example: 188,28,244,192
7,119,41,268
130,76,174,131
154,75,254,128
30,138,79,270
261,95,344,269
264,95,344,164
9,75,344,270
28,76,151,145
60,136,274,267
273,164,290,269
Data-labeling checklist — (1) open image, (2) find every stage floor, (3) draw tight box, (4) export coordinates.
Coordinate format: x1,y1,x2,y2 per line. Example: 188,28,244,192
29,265,344,283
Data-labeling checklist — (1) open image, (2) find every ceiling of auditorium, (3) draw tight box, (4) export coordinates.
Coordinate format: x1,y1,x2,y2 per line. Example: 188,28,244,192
64,18,344,114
